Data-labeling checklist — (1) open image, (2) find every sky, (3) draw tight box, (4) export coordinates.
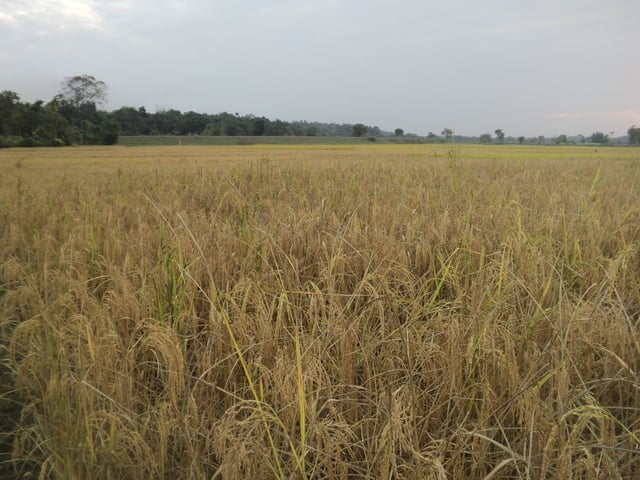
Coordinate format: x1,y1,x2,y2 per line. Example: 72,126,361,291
1,0,639,137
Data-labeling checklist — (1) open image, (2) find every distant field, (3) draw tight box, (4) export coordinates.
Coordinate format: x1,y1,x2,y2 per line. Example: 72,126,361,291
2,142,637,167
118,135,389,146
117,135,640,149
2,144,640,479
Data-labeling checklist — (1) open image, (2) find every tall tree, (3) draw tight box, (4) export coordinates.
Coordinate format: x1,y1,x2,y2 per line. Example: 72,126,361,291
41,98,71,144
590,132,609,144
58,75,108,108
441,128,454,142
352,123,368,137
629,125,640,145
479,133,492,144
494,129,505,143
0,90,20,136
394,128,404,137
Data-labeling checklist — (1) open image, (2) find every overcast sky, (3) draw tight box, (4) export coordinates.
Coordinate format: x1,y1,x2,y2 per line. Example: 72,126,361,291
1,0,638,137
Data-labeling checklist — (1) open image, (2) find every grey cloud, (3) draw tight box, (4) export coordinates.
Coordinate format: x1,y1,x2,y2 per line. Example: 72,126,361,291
1,0,638,136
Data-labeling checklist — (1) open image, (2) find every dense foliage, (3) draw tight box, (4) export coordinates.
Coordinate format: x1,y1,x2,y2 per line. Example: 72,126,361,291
111,106,382,137
0,89,387,147
0,90,119,147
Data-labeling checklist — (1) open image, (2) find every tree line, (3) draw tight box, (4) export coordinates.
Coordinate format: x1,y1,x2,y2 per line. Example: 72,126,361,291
112,107,383,138
474,130,640,145
2,75,640,147
0,76,119,147
0,75,385,147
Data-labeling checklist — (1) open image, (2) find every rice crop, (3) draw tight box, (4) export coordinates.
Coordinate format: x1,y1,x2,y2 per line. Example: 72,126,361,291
1,144,640,479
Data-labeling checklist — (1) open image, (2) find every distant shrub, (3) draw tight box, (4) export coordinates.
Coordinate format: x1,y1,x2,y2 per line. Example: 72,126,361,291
102,131,119,145
20,136,36,147
0,136,20,148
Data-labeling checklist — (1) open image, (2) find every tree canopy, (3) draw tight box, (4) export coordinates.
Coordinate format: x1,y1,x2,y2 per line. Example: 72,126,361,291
479,133,492,144
0,77,118,147
590,132,609,144
58,75,108,108
352,123,368,137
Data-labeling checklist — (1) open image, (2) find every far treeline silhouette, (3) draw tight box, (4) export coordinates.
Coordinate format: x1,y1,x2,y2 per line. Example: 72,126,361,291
0,75,384,148
2,76,640,147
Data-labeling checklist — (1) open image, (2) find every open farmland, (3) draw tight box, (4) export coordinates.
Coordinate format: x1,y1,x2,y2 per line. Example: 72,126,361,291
2,144,640,478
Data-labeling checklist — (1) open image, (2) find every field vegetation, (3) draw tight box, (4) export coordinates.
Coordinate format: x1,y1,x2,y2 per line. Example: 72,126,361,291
2,144,640,478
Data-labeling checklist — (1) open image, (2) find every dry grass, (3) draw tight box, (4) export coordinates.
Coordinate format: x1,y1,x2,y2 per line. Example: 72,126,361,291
1,144,640,479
